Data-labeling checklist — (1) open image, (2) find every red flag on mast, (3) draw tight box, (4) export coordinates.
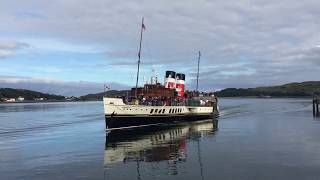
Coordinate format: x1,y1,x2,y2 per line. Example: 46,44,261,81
142,22,146,31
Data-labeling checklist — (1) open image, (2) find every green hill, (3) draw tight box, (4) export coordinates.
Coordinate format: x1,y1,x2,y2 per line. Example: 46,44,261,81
215,81,320,97
0,88,65,101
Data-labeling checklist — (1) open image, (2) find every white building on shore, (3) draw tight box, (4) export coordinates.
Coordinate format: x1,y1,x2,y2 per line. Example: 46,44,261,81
17,96,25,101
5,98,16,102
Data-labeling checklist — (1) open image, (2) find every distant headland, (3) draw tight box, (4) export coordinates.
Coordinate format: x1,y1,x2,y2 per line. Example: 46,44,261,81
215,81,320,98
0,88,74,103
1,81,320,103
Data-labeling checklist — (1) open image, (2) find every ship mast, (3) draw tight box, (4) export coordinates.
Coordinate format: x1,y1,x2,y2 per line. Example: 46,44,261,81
196,51,201,91
135,17,145,97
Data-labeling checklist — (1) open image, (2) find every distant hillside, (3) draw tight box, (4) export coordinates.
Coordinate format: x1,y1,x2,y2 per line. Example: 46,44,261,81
0,88,65,101
215,81,320,97
79,90,130,100
2,81,319,101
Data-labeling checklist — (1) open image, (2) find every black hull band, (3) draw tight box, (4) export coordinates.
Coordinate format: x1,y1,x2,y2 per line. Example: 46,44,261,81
105,114,217,130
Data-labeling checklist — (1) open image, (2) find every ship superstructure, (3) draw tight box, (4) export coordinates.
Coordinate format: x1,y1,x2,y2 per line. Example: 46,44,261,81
103,70,218,130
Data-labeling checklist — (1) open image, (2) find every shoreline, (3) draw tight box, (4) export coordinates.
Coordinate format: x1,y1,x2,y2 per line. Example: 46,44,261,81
0,99,100,104
0,96,314,104
218,96,314,99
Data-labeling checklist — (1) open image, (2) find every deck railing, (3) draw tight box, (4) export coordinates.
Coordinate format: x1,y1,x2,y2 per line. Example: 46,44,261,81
126,98,217,107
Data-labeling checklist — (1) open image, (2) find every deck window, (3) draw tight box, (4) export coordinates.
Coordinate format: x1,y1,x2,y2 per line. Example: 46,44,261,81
155,109,158,113
162,109,165,113
150,109,154,114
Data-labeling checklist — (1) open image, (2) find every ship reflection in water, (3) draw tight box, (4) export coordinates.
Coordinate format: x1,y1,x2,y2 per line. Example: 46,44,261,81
104,119,218,179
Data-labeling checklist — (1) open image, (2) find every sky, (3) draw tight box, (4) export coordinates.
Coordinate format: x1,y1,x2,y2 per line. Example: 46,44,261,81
0,0,320,96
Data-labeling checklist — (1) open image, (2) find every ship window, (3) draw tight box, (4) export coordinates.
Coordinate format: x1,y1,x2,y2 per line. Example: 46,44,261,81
150,109,154,114
155,109,158,113
169,109,171,113
175,109,177,113
162,109,165,113
158,109,162,114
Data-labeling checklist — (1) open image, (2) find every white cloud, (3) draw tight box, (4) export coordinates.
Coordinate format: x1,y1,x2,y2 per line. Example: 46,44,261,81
0,40,30,59
0,49,15,58
0,41,29,49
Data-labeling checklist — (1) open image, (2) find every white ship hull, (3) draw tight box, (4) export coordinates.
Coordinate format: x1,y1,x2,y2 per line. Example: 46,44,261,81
103,97,219,131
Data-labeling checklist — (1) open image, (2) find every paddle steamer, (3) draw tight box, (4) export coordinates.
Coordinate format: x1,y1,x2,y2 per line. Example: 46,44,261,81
103,18,219,131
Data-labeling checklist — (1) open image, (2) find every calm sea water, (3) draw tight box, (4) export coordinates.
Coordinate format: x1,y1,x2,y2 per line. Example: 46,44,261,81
1,98,320,180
